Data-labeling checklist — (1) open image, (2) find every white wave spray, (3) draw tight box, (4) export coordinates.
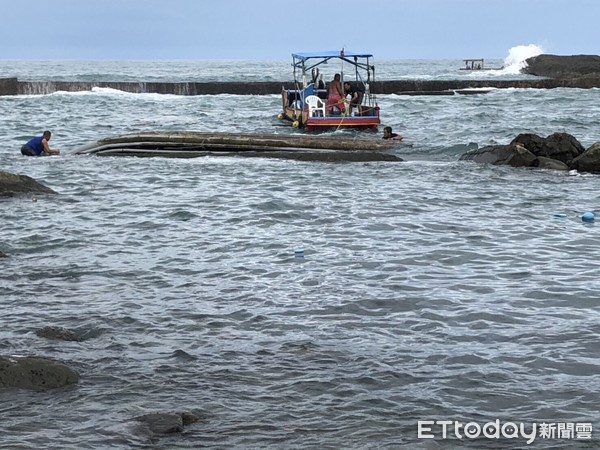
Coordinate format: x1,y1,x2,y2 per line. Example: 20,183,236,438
499,44,544,74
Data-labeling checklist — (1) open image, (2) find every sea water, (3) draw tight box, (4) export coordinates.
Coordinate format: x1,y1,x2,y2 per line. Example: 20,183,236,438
0,46,599,448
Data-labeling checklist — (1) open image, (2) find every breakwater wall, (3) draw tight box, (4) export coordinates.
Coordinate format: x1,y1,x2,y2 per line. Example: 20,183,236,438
2,77,600,96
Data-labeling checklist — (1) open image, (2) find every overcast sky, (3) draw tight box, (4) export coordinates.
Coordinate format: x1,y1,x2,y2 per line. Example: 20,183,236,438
2,0,599,60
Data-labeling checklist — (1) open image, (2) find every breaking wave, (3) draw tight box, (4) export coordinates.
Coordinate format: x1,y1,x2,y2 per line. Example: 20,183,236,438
499,44,544,74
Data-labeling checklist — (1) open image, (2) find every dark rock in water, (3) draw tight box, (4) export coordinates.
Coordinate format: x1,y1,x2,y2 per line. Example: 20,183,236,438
0,171,57,197
571,142,600,172
523,54,600,78
460,132,595,172
459,143,536,168
533,156,570,171
180,411,201,426
0,355,79,390
134,411,202,435
36,326,82,342
136,413,183,434
511,132,585,164
508,133,546,155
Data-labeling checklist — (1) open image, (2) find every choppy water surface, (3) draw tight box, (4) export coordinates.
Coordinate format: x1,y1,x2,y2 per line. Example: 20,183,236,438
1,58,600,449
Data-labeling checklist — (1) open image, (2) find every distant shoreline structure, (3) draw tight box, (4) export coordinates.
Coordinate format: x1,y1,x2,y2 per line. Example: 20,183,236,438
3,54,600,96
2,76,600,97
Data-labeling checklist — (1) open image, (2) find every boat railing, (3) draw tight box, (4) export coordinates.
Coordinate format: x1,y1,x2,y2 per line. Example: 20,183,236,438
284,80,379,118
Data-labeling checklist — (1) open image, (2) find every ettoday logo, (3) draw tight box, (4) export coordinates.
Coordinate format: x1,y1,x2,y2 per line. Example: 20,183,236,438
417,420,593,445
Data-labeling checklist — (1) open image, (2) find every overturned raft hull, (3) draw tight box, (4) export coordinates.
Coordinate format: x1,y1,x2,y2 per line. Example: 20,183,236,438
71,132,402,162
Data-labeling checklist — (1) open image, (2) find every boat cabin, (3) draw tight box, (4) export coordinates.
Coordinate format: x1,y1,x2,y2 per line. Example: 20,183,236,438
461,58,485,70
279,50,380,131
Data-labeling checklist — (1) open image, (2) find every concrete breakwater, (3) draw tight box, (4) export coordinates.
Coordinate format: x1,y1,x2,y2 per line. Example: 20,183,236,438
2,77,600,96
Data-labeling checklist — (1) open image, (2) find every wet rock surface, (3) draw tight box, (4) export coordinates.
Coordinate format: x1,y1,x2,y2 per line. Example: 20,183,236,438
523,54,600,78
0,171,57,197
36,326,83,342
0,355,79,390
134,411,203,435
460,132,600,172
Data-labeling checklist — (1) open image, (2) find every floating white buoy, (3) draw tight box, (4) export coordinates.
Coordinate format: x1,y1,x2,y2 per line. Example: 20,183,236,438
582,211,595,222
569,169,578,176
553,213,567,218
294,247,305,257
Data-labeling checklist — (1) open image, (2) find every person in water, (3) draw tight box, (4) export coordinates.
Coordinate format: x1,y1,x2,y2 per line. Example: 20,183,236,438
382,126,403,141
21,131,60,156
326,73,346,114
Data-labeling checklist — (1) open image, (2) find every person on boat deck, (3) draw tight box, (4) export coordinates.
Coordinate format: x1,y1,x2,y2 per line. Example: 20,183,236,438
382,126,403,141
343,81,365,115
21,130,60,156
326,73,346,114
316,74,325,90
311,68,326,89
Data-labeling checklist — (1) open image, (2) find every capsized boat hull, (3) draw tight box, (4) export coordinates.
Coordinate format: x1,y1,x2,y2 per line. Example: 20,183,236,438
69,131,401,161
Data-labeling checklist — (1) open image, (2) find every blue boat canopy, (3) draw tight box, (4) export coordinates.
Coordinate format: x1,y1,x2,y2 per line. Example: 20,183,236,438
292,50,373,60
290,50,375,75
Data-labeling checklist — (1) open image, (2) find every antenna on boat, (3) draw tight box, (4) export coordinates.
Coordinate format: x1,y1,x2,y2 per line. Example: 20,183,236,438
340,47,345,84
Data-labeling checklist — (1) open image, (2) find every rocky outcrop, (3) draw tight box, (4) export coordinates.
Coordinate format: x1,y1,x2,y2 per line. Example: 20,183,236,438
0,171,57,197
523,54,600,78
511,132,585,164
460,132,600,172
459,143,536,168
571,142,600,172
0,355,79,390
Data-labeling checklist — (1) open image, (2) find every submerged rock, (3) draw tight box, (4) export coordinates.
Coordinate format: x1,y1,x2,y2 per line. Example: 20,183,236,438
36,326,82,342
0,355,79,390
0,171,57,197
134,411,202,435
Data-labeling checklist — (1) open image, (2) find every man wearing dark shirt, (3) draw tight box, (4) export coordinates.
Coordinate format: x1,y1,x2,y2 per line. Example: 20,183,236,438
343,81,365,115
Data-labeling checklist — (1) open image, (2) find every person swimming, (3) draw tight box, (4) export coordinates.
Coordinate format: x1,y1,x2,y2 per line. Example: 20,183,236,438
382,126,403,141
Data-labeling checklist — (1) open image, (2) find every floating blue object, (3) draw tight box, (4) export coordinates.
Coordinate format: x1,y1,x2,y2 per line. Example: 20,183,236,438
582,211,595,222
294,247,305,258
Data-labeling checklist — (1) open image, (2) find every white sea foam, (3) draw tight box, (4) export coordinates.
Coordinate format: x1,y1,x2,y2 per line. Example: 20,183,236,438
499,44,544,74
